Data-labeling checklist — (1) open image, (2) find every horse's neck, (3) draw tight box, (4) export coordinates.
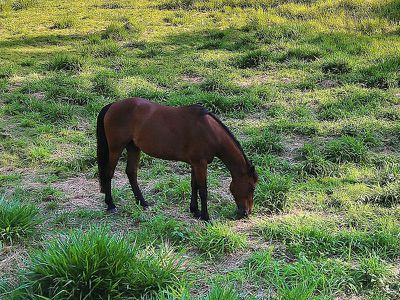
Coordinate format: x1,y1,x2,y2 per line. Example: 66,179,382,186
217,134,248,179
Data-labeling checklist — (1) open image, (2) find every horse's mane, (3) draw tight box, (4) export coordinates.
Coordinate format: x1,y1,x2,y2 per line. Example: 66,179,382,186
189,104,252,170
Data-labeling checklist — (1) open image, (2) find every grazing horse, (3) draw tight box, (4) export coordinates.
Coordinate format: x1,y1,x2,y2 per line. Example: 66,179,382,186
96,98,258,220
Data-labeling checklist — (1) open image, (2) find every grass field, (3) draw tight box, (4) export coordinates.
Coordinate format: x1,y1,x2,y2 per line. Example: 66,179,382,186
0,0,399,299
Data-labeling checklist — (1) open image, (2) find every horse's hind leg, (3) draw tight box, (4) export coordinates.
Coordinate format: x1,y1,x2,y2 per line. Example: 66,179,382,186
126,142,149,208
190,167,200,218
105,147,123,212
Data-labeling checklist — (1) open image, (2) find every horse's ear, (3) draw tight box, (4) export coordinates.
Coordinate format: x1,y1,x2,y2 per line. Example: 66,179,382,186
249,163,258,181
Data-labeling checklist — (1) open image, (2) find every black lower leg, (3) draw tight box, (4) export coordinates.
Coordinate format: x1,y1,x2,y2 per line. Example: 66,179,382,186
104,179,116,212
127,174,148,208
190,169,200,217
199,186,209,221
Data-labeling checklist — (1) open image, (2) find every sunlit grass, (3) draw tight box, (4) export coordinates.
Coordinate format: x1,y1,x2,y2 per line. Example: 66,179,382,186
1,0,399,298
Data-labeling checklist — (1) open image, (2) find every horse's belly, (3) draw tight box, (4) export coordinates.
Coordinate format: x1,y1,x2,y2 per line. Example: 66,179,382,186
135,136,190,162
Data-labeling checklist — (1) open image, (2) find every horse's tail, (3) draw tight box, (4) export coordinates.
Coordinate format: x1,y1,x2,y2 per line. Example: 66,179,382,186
96,103,113,193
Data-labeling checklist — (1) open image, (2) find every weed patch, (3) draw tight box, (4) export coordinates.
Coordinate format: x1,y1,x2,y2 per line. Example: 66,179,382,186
14,228,186,299
319,88,389,120
244,130,284,155
191,222,246,258
47,54,83,72
324,136,367,163
0,196,39,244
255,171,292,212
361,181,400,207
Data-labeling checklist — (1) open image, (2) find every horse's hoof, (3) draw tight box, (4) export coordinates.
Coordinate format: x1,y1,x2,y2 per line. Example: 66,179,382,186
107,207,118,214
200,215,210,222
192,210,201,219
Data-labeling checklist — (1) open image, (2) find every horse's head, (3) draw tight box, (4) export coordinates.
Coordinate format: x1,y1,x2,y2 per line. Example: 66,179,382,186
230,163,258,219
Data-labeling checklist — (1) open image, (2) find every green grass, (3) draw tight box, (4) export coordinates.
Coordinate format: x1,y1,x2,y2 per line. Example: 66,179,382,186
0,196,39,244
47,54,83,72
255,171,293,212
324,136,368,163
245,249,394,298
362,180,400,207
12,228,186,299
244,130,284,155
258,214,400,258
134,215,192,246
191,222,247,258
1,0,400,298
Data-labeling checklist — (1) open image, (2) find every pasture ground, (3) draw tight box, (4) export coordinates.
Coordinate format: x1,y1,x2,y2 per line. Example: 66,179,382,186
0,0,399,299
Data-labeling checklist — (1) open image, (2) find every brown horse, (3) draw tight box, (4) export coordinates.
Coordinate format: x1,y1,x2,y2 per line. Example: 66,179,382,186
96,97,258,220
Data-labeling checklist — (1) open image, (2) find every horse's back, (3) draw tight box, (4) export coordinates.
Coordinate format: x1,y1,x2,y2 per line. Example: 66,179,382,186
103,98,221,162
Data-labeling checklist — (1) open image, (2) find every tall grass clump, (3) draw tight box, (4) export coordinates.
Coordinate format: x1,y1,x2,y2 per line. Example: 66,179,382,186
199,74,240,95
101,22,129,40
50,17,75,29
82,39,122,58
158,0,196,10
17,228,185,299
255,172,292,212
236,49,271,69
47,54,83,72
352,56,400,89
298,143,336,177
0,63,16,78
361,181,400,207
0,0,37,11
324,136,367,163
282,45,322,62
0,196,39,244
92,70,119,97
134,215,192,246
191,222,246,258
244,130,284,155
322,56,351,74
354,254,392,289
203,285,241,300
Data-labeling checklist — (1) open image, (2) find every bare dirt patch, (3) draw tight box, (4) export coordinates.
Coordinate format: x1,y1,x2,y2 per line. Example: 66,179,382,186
30,92,45,100
53,169,131,212
236,74,269,87
281,135,310,162
0,244,28,284
182,74,204,84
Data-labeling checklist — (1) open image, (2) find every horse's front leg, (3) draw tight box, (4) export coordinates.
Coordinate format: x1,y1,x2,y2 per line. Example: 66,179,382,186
126,143,149,208
190,167,200,218
192,161,209,221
